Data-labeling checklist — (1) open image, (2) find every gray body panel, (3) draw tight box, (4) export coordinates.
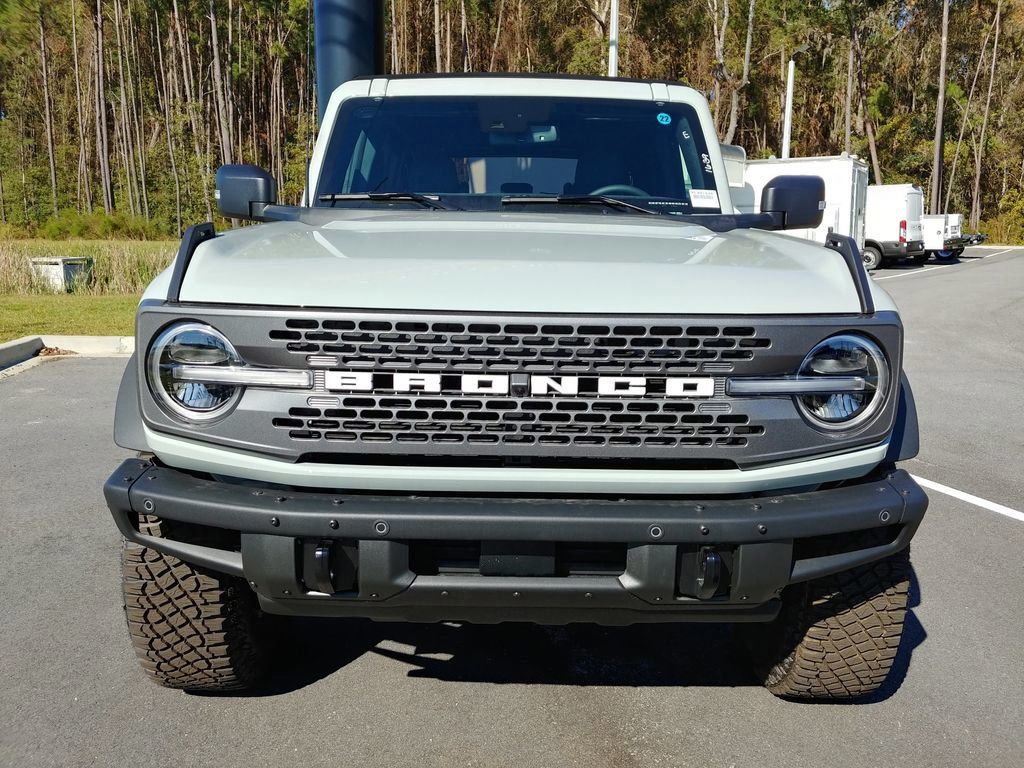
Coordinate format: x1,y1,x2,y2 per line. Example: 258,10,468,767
174,212,877,315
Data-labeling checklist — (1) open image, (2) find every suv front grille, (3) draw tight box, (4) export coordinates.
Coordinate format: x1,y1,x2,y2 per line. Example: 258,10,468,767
272,398,765,450
268,318,772,374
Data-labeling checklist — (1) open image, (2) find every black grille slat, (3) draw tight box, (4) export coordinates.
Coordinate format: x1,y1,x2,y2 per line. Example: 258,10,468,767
278,396,763,450
269,318,772,374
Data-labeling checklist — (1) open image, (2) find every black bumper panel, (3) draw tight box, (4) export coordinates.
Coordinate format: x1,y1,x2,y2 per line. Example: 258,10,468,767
104,459,927,624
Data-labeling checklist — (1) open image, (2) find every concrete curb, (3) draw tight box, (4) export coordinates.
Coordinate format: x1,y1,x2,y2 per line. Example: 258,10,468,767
0,336,45,371
41,335,135,356
0,335,134,373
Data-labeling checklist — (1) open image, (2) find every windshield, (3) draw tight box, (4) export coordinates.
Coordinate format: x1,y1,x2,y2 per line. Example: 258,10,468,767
315,96,722,214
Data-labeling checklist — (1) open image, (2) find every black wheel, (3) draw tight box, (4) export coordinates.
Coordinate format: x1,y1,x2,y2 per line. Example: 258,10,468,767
952,248,964,257
121,513,270,691
739,546,911,700
912,253,929,264
862,245,883,271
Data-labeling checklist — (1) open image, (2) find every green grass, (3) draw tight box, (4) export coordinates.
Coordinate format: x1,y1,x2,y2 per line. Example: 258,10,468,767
0,239,176,294
0,239,174,341
0,294,140,342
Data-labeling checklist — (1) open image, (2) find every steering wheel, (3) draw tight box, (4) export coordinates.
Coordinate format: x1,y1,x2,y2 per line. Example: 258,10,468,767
588,184,649,197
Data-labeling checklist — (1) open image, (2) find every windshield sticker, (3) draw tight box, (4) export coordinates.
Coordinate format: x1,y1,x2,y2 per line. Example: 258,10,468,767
656,112,672,125
689,189,720,209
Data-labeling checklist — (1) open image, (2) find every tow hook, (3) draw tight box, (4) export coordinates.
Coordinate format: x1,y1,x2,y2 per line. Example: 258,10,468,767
695,547,722,600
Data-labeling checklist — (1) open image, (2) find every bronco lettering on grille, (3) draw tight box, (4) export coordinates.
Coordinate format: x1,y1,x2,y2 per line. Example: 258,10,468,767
323,371,715,398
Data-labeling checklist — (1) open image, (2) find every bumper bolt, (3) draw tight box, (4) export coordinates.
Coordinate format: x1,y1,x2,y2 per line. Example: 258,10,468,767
752,503,762,511
648,524,664,539
332,499,344,506
282,589,291,596
270,516,280,527
879,509,892,523
694,504,705,512
700,525,710,536
441,590,449,597
757,524,768,535
370,593,379,598
584,592,593,599
248,581,258,589
252,490,264,496
143,499,154,512
373,520,389,536
513,591,520,598
329,519,339,530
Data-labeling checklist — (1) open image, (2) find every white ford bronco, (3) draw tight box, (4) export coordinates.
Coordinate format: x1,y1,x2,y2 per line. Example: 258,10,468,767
105,75,927,699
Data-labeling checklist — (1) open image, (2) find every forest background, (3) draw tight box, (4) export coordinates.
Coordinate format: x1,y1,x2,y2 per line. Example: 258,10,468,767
0,0,1021,244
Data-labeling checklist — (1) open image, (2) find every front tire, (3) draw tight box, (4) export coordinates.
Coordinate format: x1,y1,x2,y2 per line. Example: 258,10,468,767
739,547,911,700
862,245,883,271
121,514,269,691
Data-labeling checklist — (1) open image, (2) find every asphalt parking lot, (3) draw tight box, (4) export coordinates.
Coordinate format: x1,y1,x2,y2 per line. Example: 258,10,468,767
1,245,1022,767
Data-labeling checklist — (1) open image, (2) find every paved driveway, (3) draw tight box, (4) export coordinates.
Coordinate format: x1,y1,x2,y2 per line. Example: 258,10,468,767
1,246,1022,767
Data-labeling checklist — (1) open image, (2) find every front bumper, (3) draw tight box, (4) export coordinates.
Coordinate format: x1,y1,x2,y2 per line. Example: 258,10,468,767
105,459,927,625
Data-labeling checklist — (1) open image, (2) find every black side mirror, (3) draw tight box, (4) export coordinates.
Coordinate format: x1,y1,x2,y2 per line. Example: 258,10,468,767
215,164,277,220
760,175,825,230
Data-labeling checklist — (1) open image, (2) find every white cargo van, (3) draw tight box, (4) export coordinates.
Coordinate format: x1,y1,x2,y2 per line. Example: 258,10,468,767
732,154,868,251
922,213,966,259
863,184,926,269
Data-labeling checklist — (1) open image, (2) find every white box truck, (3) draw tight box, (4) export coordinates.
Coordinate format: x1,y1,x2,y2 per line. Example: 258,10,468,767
863,184,926,269
732,155,869,252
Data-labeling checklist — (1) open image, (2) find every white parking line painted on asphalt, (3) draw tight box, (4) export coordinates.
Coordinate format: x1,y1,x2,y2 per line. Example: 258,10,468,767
912,475,1024,523
874,247,1020,281
875,265,954,281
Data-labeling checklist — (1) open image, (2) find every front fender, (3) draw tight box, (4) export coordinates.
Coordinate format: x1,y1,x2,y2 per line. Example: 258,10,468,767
113,353,149,452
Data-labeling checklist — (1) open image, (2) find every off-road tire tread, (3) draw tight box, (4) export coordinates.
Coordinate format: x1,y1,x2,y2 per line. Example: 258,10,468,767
743,546,910,700
121,514,266,691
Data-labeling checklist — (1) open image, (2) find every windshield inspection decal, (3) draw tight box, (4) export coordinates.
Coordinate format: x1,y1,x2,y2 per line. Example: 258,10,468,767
656,112,672,125
689,189,720,209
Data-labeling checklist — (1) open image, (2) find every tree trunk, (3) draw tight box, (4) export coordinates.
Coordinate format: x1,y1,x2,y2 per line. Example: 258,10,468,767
945,21,994,212
433,0,442,72
724,0,755,145
851,24,882,184
95,0,115,212
489,0,506,72
70,0,94,212
970,0,1001,231
844,40,854,154
37,12,59,216
930,0,950,214
155,16,182,235
209,0,233,165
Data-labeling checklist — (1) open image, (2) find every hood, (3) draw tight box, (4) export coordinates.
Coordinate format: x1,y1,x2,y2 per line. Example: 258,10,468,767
177,211,870,315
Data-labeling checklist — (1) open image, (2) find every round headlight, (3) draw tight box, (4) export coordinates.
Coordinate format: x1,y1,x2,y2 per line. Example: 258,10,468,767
147,322,242,422
796,334,889,430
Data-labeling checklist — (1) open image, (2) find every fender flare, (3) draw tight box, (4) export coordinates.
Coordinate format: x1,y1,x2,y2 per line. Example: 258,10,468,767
113,353,149,452
884,371,920,463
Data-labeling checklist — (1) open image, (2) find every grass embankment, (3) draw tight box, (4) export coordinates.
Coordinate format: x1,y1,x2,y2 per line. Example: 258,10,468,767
0,240,176,342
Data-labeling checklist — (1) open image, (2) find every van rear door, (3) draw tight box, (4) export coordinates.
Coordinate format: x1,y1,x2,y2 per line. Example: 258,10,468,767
906,187,924,242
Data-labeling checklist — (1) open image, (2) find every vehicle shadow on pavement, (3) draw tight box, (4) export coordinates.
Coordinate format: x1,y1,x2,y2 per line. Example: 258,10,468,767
246,566,924,702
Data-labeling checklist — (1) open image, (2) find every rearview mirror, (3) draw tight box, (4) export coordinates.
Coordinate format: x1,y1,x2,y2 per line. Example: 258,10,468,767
215,164,277,221
760,175,825,230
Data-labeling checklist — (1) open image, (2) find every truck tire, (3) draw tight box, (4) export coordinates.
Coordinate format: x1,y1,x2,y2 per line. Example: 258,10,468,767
861,245,883,271
913,253,929,264
121,513,269,691
739,545,911,700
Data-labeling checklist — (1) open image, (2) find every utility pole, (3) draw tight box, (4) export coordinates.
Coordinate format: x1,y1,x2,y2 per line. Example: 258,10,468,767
781,57,795,158
930,0,950,214
607,0,619,77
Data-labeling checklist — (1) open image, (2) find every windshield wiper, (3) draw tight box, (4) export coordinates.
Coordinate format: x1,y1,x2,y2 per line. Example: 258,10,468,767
318,192,456,211
501,195,659,215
